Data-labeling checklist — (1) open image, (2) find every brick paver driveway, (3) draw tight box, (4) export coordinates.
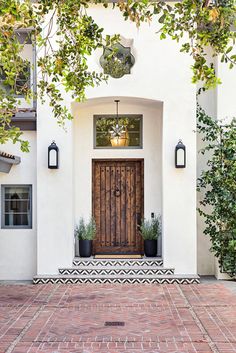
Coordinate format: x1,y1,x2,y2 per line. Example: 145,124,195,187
0,281,236,353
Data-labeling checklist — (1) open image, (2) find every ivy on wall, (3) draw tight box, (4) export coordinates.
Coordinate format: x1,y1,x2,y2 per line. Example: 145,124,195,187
197,106,236,277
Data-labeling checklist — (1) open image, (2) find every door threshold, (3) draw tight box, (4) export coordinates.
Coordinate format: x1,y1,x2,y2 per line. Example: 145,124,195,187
94,254,142,259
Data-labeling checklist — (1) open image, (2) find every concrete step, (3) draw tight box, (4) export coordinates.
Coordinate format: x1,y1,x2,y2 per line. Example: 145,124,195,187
33,274,200,285
73,257,163,267
59,267,174,276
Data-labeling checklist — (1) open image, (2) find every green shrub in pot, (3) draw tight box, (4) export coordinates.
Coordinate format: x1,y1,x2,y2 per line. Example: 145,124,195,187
75,217,96,257
139,215,161,257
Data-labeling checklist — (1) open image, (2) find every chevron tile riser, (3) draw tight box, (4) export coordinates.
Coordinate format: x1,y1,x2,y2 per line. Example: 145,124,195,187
59,269,174,275
72,260,163,267
33,278,200,285
33,257,200,285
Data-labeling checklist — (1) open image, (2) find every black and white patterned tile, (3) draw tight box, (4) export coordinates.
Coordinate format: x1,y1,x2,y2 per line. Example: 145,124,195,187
72,258,163,267
59,268,174,276
33,257,200,285
33,276,200,285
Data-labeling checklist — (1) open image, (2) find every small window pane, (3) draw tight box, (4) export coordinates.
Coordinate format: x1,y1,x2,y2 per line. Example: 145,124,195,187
95,115,142,148
129,133,141,147
2,185,32,228
4,213,30,227
0,63,30,96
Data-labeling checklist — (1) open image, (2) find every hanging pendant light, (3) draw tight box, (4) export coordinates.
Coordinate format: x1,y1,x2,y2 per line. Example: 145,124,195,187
109,100,129,147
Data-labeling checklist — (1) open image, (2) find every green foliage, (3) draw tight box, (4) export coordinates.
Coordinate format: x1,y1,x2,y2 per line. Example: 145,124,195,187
0,0,118,150
75,217,96,240
118,0,236,91
102,54,131,78
100,43,135,78
139,215,161,240
0,0,35,151
197,106,236,277
0,0,235,151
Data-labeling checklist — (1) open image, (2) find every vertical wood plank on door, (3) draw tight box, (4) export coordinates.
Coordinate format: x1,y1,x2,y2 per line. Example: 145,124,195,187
115,165,121,247
136,161,141,250
105,166,111,247
92,159,144,254
100,166,106,248
94,163,101,253
121,165,126,247
130,166,136,248
110,166,116,246
126,166,131,246
140,161,144,252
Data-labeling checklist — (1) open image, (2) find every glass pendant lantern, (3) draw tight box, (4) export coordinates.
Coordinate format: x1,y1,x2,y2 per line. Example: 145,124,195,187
110,100,129,147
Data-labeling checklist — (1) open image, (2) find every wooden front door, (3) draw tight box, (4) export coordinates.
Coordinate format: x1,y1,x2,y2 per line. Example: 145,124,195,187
92,159,144,254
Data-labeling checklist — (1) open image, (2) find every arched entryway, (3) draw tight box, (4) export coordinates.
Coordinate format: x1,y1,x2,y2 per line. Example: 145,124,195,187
72,96,163,257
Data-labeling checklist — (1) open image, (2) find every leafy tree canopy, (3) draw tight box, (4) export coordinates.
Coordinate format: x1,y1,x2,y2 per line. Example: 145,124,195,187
0,0,235,151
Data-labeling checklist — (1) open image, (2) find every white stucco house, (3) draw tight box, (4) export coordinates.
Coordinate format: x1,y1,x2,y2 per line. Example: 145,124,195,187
0,4,235,283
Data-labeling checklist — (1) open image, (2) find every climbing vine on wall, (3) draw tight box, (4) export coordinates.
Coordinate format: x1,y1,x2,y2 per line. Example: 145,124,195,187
197,106,236,277
118,0,236,90
0,0,235,151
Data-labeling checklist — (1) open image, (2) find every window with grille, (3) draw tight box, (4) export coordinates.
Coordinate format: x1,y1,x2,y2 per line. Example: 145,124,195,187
94,115,143,149
1,185,32,229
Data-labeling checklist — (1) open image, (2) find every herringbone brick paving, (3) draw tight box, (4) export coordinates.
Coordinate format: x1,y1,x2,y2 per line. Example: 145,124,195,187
0,282,235,353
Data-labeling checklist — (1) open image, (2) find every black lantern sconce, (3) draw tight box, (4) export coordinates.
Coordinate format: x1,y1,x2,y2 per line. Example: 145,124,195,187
175,140,186,168
48,141,59,169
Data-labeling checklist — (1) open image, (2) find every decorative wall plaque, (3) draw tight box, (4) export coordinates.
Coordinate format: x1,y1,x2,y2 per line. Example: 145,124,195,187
100,42,135,79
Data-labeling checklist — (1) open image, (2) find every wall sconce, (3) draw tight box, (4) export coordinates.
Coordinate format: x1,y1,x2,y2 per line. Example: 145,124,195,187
48,141,59,169
175,140,186,168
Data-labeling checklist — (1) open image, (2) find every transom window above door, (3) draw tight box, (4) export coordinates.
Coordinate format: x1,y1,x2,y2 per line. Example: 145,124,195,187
94,115,143,149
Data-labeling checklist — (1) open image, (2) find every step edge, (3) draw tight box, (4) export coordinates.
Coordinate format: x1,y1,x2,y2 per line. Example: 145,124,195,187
59,266,174,271
73,257,163,261
34,274,200,279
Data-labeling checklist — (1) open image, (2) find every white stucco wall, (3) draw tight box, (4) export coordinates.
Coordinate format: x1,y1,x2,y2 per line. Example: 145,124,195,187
36,99,74,275
1,5,235,279
0,132,37,280
217,60,236,120
64,5,196,275
4,4,197,276
73,97,163,223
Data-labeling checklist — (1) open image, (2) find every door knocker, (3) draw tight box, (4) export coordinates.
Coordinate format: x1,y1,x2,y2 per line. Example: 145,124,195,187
114,188,121,197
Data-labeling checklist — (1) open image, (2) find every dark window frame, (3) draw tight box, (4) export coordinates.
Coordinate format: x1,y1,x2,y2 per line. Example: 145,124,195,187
0,62,31,98
94,114,143,149
1,184,32,229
